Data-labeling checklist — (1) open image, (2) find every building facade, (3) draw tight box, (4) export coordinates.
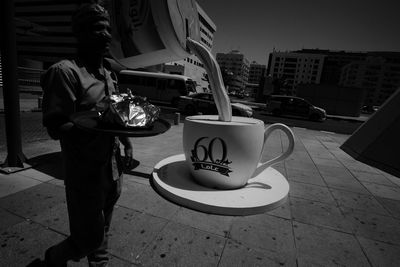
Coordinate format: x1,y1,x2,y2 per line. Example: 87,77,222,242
8,0,215,93
248,61,266,84
295,49,367,85
339,56,400,106
246,61,266,97
216,50,250,92
163,2,216,92
268,51,325,95
13,0,80,69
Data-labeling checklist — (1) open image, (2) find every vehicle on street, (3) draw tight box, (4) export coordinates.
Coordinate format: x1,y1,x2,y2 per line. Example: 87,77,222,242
361,105,379,114
178,92,253,117
118,70,197,107
265,95,326,121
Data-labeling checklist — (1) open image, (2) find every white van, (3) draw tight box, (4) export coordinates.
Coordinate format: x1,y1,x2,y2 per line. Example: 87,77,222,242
118,70,197,107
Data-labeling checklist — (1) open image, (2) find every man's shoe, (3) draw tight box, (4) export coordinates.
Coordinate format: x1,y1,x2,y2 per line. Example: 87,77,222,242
44,247,67,267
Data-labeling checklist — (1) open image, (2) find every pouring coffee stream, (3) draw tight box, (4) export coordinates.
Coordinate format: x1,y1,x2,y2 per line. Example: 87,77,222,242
186,38,232,122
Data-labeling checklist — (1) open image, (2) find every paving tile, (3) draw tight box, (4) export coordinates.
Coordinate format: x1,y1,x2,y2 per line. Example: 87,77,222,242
264,198,292,220
383,173,400,187
358,236,400,267
218,239,296,267
261,148,286,162
286,166,326,186
330,188,390,216
46,178,65,188
328,133,349,145
350,170,396,186
317,164,352,177
132,151,180,170
0,220,65,266
302,144,335,160
361,182,400,201
117,181,180,220
28,152,65,181
285,157,317,172
0,208,24,232
293,221,370,267
229,214,295,255
0,183,65,219
68,255,135,267
136,221,225,266
19,140,61,160
108,206,169,263
317,139,340,150
342,207,400,245
18,168,55,182
0,173,42,198
329,149,355,163
30,202,69,235
289,181,336,204
312,157,342,168
376,197,400,219
287,153,312,165
124,172,151,186
341,159,381,174
304,150,335,161
320,168,370,194
290,196,352,233
171,208,234,237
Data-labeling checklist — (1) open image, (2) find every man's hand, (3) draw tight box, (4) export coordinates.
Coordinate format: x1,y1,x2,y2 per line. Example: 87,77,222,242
119,136,133,168
124,144,133,168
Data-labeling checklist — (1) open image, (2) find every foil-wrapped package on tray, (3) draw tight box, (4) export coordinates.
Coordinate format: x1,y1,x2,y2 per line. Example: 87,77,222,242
98,92,160,128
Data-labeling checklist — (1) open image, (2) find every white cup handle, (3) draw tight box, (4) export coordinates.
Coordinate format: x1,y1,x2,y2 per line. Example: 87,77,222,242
253,123,295,176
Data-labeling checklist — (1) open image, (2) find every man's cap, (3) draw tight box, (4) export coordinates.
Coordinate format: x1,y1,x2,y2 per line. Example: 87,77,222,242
71,3,110,35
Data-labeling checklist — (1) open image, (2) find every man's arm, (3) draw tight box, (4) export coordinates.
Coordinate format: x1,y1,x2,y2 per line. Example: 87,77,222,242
41,63,77,139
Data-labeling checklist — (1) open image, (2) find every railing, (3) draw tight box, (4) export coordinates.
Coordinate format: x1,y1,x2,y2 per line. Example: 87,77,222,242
0,61,44,94
17,66,45,94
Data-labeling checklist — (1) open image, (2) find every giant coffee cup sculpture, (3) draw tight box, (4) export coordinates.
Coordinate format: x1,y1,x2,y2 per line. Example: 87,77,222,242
184,38,295,190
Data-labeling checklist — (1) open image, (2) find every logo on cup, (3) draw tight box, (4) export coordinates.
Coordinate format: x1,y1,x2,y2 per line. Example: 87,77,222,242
190,137,232,176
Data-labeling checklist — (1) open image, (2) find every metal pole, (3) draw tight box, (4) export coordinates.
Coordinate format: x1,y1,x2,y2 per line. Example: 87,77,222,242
0,0,28,171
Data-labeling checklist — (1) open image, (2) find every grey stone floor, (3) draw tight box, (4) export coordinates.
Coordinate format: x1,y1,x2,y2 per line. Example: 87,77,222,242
1,123,400,266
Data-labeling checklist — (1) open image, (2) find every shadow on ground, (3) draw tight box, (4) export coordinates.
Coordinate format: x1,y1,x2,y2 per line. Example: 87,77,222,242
29,152,65,180
28,152,146,181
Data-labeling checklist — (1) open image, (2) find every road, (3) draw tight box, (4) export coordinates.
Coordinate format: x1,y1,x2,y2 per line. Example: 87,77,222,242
253,111,363,135
0,109,362,154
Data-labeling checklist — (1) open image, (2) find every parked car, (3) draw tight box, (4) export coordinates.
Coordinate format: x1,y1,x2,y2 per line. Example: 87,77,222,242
361,105,379,114
265,95,326,121
178,93,253,117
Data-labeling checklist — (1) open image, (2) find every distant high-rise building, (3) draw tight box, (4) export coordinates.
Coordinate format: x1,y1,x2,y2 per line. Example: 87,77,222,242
163,2,216,92
297,49,400,106
246,61,266,97
340,56,400,106
248,61,266,84
216,50,250,91
295,49,367,85
268,51,325,95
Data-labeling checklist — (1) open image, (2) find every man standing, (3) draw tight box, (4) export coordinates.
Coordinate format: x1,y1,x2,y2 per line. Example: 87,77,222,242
30,3,132,266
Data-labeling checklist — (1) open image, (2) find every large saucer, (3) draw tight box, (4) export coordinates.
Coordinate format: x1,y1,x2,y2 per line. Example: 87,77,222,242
151,154,289,216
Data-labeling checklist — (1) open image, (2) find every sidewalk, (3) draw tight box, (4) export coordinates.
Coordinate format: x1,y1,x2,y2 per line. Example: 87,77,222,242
1,120,400,266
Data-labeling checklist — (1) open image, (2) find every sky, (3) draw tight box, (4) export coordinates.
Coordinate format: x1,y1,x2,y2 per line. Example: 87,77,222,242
196,0,400,65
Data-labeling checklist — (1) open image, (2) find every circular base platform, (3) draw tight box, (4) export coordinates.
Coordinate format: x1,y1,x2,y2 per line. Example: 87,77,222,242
151,154,289,216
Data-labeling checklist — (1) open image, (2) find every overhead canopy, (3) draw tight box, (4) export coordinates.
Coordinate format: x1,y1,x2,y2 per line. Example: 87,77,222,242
340,88,400,178
106,0,200,69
